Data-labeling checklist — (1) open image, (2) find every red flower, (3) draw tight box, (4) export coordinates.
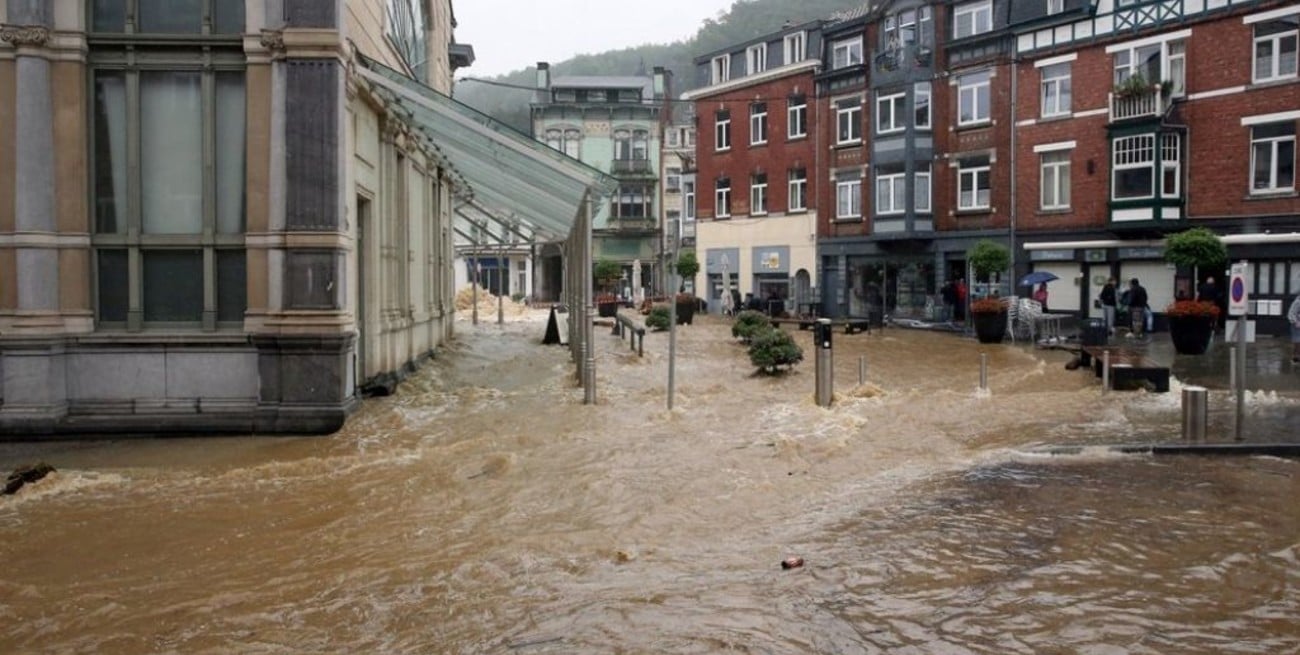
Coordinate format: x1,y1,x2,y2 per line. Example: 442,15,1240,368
1164,300,1221,318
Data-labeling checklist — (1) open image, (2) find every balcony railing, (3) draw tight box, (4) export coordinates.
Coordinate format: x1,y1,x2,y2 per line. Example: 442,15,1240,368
612,159,651,175
1108,85,1170,123
873,44,933,73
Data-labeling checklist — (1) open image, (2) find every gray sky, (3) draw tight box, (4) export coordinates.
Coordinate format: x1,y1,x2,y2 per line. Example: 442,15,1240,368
453,0,737,79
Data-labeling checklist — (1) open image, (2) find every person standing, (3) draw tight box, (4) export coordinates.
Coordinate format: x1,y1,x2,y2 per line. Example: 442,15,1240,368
1099,277,1118,335
1128,278,1149,339
1197,276,1220,304
1033,283,1049,311
940,280,956,323
954,277,968,322
1288,292,1300,364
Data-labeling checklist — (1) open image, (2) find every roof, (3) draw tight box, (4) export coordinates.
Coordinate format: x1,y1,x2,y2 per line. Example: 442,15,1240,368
551,75,654,94
825,2,874,27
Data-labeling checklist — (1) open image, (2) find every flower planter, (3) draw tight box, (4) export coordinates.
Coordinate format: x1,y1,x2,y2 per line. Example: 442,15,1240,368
972,311,1007,344
597,301,619,318
1168,315,1215,355
675,301,695,325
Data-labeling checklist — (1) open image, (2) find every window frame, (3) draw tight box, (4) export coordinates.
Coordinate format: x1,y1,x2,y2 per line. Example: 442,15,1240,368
715,111,732,151
1040,62,1072,118
916,166,932,214
683,180,697,220
1040,150,1072,210
715,179,732,219
750,103,768,146
750,174,768,216
784,31,807,64
957,164,992,210
832,37,864,69
1112,40,1186,98
788,168,807,212
957,70,991,126
836,99,863,145
1253,19,1299,84
915,82,931,129
1250,122,1296,194
747,43,768,75
711,54,731,84
875,171,907,215
953,0,993,39
877,91,906,134
836,177,862,220
787,97,808,140
1111,134,1157,200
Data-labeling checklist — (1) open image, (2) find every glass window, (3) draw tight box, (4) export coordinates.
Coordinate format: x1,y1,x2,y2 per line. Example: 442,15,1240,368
214,0,245,34
784,32,806,64
139,0,202,33
1112,134,1156,199
216,72,246,234
93,71,128,234
683,180,696,220
386,0,429,78
1113,40,1185,97
836,99,862,144
914,82,931,129
832,38,864,69
916,167,931,213
876,171,906,214
958,70,991,125
141,71,203,235
958,164,991,210
97,249,129,322
747,43,768,74
92,0,127,32
750,103,768,145
143,250,204,322
750,174,768,216
837,177,862,219
1040,150,1071,209
217,250,247,323
1161,133,1180,198
877,92,905,134
712,55,731,84
1251,122,1297,194
715,111,731,151
954,1,992,39
1253,17,1299,83
787,97,807,139
788,169,807,212
715,179,731,218
1041,62,1072,117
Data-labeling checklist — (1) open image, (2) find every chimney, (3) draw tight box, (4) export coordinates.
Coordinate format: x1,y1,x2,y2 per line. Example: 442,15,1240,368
535,62,551,104
652,66,668,101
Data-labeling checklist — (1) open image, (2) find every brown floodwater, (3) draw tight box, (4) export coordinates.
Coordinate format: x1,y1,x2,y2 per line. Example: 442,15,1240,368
0,311,1297,654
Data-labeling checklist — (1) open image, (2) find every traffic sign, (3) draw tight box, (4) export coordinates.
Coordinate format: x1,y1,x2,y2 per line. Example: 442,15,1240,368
1228,262,1249,316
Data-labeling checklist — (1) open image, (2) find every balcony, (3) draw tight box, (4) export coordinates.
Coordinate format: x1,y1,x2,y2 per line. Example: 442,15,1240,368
1108,84,1171,123
612,159,652,176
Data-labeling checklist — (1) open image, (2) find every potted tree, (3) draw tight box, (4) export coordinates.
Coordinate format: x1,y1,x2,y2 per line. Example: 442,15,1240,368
967,239,1011,343
594,259,622,317
1163,227,1227,354
674,250,700,325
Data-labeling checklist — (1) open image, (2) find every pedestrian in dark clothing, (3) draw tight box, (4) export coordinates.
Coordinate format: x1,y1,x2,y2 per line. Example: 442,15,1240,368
1197,276,1220,304
1127,278,1149,338
954,278,967,321
1099,278,1118,334
940,281,956,322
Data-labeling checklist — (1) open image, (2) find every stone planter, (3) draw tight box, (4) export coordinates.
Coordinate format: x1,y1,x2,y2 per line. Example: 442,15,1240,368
675,301,695,325
1168,315,1215,355
597,301,618,318
972,311,1007,344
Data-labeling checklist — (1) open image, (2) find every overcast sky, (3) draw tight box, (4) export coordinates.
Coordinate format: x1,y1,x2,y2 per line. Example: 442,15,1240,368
453,0,738,79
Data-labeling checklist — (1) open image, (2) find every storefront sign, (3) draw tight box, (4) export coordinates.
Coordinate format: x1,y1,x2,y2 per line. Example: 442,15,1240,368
1029,249,1074,261
1117,247,1163,259
1085,249,1108,263
751,246,790,275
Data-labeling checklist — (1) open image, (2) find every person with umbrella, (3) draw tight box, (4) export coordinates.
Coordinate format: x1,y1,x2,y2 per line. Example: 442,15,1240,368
1033,283,1049,311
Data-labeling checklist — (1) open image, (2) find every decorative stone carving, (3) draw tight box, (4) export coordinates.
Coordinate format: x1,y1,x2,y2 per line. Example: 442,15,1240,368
259,29,286,52
0,24,51,47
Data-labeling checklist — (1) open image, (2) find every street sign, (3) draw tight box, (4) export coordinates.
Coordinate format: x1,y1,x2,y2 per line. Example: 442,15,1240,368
1228,262,1249,316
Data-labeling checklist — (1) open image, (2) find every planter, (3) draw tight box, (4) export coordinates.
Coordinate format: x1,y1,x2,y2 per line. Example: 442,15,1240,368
675,301,695,325
597,301,618,318
972,311,1008,344
1168,315,1215,355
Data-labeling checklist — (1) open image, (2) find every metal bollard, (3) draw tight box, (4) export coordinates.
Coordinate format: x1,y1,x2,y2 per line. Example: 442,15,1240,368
858,355,868,386
815,319,833,407
1102,350,1110,395
1229,348,1237,395
1181,385,1208,441
979,353,988,391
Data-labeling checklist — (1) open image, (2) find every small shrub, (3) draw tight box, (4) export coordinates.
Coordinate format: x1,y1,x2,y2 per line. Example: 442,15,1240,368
731,310,772,343
646,306,671,331
748,327,804,374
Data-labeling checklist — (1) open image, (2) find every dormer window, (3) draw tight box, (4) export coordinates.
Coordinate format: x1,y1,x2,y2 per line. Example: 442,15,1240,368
711,55,731,84
747,43,768,74
784,31,806,64
832,38,864,69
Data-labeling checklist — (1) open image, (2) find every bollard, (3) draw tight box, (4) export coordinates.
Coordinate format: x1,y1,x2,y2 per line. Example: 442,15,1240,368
979,353,988,391
1181,385,1208,442
1229,348,1237,394
815,319,833,407
1102,350,1110,395
858,355,867,386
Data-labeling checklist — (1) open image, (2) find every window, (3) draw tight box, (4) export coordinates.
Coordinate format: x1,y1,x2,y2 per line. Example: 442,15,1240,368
586,90,606,103
788,168,807,212
1112,134,1155,199
915,82,931,129
715,111,731,151
1161,133,1180,198
747,43,768,74
836,98,862,144
92,0,245,34
666,128,680,148
750,174,768,216
958,70,991,126
711,55,731,84
876,170,906,214
544,127,581,158
916,166,931,213
1047,0,1064,14
1254,17,1299,83
683,180,696,219
666,167,682,192
632,129,649,160
613,129,632,159
784,31,806,64
787,96,807,139
618,89,640,103
715,178,732,218
832,38,864,69
1251,122,1296,193
684,127,696,148
954,1,992,39
877,92,906,134
1040,151,1071,209
612,184,652,219
90,39,246,328
750,103,768,145
836,176,862,219
1041,62,1072,117
958,163,991,210
385,0,429,78
1113,40,1185,97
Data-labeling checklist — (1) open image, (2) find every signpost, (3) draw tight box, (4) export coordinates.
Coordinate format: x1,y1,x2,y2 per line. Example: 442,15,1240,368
1229,261,1249,441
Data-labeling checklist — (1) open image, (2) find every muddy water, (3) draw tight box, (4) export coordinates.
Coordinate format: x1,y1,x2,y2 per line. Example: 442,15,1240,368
0,312,1297,654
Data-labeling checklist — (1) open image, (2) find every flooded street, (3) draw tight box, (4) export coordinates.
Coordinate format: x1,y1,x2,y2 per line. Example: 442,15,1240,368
1,311,1297,654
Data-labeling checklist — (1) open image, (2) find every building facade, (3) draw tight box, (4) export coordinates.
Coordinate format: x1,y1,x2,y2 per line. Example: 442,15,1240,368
0,0,474,435
685,20,824,314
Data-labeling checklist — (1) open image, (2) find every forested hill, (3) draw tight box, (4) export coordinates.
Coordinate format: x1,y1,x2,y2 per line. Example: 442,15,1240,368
454,0,867,132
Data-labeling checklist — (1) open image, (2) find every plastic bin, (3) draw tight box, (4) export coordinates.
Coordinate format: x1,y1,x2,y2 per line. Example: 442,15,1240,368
1080,318,1108,346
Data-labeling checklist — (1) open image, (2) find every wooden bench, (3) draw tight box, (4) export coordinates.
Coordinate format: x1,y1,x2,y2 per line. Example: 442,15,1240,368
612,311,646,357
1079,346,1170,392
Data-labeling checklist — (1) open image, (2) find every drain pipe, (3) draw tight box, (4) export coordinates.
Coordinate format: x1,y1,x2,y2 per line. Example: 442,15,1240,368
1008,55,1019,283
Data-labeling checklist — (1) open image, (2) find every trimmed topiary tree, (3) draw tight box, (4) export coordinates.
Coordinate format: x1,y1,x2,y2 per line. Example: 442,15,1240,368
967,239,1010,283
747,327,804,374
1163,227,1227,272
731,309,771,343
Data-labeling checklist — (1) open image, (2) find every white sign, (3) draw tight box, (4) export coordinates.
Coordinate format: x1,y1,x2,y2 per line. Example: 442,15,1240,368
1228,262,1249,316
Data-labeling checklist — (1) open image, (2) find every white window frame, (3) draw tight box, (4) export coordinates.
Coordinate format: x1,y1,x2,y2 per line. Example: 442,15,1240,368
1047,0,1064,14
1250,123,1295,194
1111,134,1156,200
715,113,731,151
915,82,931,129
665,166,682,192
876,171,906,214
1161,133,1181,199
750,175,768,216
953,0,992,39
683,180,696,220
958,164,991,210
957,70,991,126
784,31,806,64
787,98,807,139
711,55,731,84
877,92,906,134
1253,20,1299,84
788,169,807,212
747,43,768,75
750,103,768,146
1112,39,1186,97
916,167,932,213
1040,150,1071,210
715,181,731,219
1040,62,1071,118
836,178,862,219
832,38,864,69
836,100,862,145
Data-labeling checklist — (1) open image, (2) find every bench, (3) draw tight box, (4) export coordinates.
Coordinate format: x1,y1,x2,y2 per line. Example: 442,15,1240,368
612,311,646,357
1079,346,1170,392
772,317,873,335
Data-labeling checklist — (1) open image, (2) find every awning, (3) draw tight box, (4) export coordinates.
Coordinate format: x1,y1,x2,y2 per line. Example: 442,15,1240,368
356,55,616,242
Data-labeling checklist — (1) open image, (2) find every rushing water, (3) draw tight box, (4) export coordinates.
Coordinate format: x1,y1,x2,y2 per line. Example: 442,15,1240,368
1,312,1297,654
